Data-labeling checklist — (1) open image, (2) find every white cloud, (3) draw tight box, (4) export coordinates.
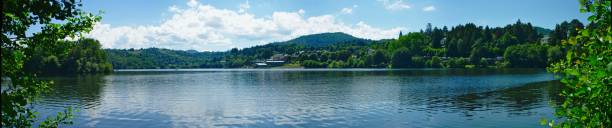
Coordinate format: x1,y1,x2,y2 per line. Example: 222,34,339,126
378,0,411,11
238,0,250,13
87,1,403,51
423,5,436,12
340,5,358,14
168,5,179,12
341,8,353,14
187,0,198,7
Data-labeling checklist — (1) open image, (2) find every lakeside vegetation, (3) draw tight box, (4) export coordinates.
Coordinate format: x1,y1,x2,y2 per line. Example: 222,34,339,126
545,0,611,127
2,0,101,127
107,19,584,69
25,38,112,75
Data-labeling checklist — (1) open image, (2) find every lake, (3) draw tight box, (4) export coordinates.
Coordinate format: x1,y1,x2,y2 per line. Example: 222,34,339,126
32,69,561,127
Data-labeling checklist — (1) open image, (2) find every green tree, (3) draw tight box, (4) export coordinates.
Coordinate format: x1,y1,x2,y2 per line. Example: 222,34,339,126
469,41,486,66
25,39,113,74
1,0,100,127
427,56,442,68
411,56,426,68
546,46,563,63
497,32,519,50
503,44,548,68
63,38,113,73
391,47,412,68
431,27,444,48
365,50,388,67
302,60,326,68
548,19,585,46
389,32,429,56
546,0,611,127
445,57,470,68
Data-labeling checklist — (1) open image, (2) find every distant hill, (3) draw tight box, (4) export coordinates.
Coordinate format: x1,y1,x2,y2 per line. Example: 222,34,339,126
105,21,570,69
279,32,371,47
105,32,377,69
534,26,553,36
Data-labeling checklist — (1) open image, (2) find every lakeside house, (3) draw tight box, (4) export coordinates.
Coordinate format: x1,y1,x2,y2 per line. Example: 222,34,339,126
254,54,288,68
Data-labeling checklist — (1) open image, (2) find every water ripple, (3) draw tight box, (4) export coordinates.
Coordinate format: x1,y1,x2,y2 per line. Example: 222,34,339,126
32,69,560,128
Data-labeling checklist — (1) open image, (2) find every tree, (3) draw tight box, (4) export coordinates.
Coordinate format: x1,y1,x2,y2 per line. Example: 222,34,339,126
1,0,100,127
391,47,412,68
389,32,429,56
427,56,442,68
365,50,388,67
302,60,326,68
229,48,239,55
425,23,433,35
568,19,585,37
255,48,273,59
64,38,113,73
546,46,563,63
431,27,444,48
25,38,113,74
548,19,585,46
469,46,484,66
546,0,611,127
497,32,519,50
446,57,470,68
503,44,547,68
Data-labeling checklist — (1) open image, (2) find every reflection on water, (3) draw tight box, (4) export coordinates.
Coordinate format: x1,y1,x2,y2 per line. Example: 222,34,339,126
33,69,560,127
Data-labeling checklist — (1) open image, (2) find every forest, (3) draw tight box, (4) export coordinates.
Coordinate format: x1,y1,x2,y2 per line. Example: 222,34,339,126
106,19,586,69
24,38,113,74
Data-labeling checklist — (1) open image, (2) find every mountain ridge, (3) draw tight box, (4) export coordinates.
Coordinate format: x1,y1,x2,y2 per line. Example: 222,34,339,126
275,32,372,47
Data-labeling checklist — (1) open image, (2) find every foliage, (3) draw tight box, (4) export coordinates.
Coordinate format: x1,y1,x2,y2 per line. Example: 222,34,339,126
106,48,225,69
302,60,327,68
427,56,443,68
547,46,564,63
390,47,413,68
328,61,349,68
445,57,470,68
389,32,429,55
106,20,575,69
25,38,112,74
545,0,612,127
469,46,485,66
365,50,388,68
548,19,585,46
1,0,100,127
503,44,548,68
411,56,426,68
423,47,446,57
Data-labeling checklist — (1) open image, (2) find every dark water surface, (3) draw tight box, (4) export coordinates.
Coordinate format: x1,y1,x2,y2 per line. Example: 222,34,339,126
33,69,561,127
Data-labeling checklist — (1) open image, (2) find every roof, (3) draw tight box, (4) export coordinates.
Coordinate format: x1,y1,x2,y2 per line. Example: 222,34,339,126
265,61,285,63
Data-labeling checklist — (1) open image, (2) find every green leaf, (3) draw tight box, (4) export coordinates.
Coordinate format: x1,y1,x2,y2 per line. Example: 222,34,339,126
540,118,548,125
588,15,597,21
566,51,573,61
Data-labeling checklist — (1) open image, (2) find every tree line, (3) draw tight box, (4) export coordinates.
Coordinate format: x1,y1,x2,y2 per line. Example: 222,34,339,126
24,38,113,75
108,19,584,69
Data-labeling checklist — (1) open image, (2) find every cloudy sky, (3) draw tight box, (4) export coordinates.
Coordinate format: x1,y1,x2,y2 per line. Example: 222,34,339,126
82,0,588,51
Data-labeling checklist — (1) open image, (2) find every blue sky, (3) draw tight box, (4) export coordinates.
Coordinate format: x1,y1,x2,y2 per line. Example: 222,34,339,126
83,0,589,51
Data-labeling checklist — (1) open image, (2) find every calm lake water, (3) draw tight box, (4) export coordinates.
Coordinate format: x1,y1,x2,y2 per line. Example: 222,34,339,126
32,69,561,128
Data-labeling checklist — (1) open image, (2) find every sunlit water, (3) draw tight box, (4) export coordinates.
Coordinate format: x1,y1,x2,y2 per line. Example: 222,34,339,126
31,69,561,127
